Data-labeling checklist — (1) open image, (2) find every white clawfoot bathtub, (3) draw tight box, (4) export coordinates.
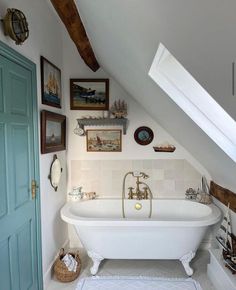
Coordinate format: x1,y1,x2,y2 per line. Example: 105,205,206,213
61,198,221,276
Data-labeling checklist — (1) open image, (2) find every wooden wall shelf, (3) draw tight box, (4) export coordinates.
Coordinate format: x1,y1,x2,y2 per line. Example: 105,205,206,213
77,118,128,135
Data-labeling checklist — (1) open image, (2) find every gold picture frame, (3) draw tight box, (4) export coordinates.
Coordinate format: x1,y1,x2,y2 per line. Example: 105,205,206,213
86,129,122,152
70,79,109,110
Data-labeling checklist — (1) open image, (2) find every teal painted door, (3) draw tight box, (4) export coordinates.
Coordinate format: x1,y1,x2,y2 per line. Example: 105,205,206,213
0,43,42,290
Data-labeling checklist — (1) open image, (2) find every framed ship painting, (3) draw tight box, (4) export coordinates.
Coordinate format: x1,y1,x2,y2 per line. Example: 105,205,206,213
41,110,66,154
70,79,109,110
86,129,122,152
41,56,62,108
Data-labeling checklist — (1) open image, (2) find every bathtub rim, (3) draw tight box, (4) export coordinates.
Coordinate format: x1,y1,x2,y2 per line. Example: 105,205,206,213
61,198,221,227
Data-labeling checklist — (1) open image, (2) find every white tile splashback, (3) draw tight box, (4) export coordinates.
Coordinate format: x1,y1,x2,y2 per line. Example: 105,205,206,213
70,159,201,198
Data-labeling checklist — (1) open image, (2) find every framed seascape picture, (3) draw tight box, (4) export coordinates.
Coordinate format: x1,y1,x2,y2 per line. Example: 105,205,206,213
70,78,109,110
41,56,62,108
86,129,122,152
41,110,66,154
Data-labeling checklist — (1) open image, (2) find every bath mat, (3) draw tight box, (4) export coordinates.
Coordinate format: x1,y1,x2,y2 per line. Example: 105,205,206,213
76,276,203,290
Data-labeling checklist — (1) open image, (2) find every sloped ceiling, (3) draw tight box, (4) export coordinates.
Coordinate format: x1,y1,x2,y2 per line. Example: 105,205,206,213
76,0,236,191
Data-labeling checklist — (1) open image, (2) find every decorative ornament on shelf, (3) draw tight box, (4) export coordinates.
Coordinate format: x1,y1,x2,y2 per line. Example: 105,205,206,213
196,176,212,204
68,186,84,201
74,124,85,136
196,192,212,204
185,188,197,200
83,192,97,200
110,100,127,118
2,8,29,45
68,187,97,201
153,142,176,152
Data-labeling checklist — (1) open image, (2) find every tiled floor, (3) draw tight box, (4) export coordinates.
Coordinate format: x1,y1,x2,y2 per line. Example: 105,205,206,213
47,249,216,290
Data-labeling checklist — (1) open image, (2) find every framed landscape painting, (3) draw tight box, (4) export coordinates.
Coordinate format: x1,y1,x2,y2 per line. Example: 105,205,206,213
41,56,62,108
41,110,66,154
86,129,122,152
70,78,109,110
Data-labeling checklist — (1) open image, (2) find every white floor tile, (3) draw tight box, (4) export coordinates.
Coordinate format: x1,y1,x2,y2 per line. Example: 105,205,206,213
46,249,216,290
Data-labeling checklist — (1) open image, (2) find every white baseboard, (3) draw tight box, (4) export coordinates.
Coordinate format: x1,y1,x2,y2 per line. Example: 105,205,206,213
43,239,69,290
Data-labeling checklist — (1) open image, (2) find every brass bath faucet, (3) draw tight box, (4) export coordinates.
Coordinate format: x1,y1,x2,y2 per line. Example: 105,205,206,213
128,186,149,200
122,171,153,218
127,173,149,200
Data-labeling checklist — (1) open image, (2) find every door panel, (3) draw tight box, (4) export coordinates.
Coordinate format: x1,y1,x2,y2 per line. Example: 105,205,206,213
17,221,34,290
0,64,4,112
0,238,12,290
0,123,7,218
0,43,41,290
11,124,31,209
9,65,30,117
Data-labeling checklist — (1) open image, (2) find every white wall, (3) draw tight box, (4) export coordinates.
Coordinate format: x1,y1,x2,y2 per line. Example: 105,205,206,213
76,0,236,192
75,0,236,238
62,26,210,189
60,27,218,247
0,1,67,288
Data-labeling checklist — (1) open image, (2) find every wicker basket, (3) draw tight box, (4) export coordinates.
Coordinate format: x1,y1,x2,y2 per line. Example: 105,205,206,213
54,248,81,282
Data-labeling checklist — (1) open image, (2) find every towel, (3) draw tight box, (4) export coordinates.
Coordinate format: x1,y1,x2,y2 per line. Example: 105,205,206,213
62,254,78,272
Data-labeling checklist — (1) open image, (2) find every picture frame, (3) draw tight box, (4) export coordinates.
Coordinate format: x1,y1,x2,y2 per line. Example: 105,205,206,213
70,78,109,110
86,129,122,152
134,126,154,145
41,110,66,154
41,56,62,108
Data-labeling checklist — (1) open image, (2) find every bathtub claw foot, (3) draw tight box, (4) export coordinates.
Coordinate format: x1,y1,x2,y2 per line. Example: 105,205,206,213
180,251,195,276
88,251,104,275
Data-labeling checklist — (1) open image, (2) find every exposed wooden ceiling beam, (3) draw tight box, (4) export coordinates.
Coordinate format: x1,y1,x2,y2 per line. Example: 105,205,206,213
210,181,236,213
50,0,100,72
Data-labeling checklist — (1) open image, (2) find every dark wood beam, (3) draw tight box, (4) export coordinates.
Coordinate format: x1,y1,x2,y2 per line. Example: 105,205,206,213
50,0,100,72
210,181,236,213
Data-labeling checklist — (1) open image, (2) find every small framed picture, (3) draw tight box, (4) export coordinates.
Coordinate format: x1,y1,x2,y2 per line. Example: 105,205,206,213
41,110,66,154
134,126,154,145
70,78,109,110
41,56,62,108
86,129,122,152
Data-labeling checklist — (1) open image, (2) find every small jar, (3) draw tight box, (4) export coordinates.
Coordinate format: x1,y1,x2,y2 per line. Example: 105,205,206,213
102,111,109,118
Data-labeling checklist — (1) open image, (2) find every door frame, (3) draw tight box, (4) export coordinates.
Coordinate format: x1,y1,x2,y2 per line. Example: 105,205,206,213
0,40,43,290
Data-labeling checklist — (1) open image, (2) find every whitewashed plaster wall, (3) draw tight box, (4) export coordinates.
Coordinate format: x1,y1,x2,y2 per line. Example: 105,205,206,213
0,0,68,288
57,0,235,252
61,28,216,247
62,29,210,192
72,0,236,241
77,0,236,193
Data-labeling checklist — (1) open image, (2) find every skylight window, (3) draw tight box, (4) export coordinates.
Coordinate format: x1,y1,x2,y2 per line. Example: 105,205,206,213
149,43,236,162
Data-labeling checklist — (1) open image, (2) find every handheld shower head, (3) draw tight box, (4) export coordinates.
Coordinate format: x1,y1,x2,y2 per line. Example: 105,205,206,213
143,173,149,179
132,171,142,177
132,171,149,179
